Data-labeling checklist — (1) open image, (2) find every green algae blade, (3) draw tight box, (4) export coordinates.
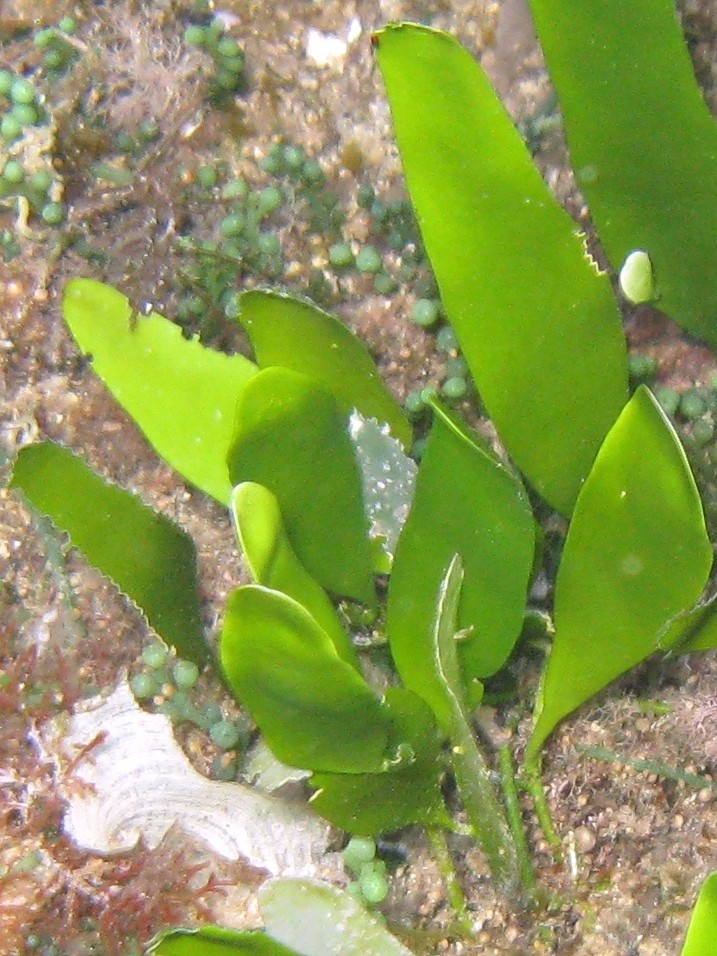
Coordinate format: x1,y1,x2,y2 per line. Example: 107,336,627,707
527,388,712,763
528,0,717,346
375,23,627,515
227,367,375,606
260,879,417,956
238,289,412,449
310,687,448,835
63,279,256,504
148,927,299,956
681,871,717,956
387,403,534,726
230,482,358,670
220,586,390,774
11,441,206,663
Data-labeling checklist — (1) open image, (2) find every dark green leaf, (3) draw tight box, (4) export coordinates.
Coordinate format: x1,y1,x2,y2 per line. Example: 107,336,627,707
238,289,412,449
230,482,358,669
528,0,717,346
219,585,391,773
11,441,206,663
310,688,449,835
527,388,711,761
375,23,627,514
387,403,534,726
227,367,374,605
148,927,299,956
63,279,256,504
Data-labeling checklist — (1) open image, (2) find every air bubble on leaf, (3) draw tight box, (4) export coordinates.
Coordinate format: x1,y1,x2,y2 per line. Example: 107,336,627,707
348,411,417,562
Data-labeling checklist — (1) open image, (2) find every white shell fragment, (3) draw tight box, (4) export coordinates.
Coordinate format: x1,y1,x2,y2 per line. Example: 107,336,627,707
348,411,417,561
619,249,655,305
43,681,331,877
305,18,360,68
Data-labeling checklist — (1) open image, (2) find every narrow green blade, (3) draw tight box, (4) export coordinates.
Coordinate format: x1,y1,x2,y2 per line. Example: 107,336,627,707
528,0,717,345
220,586,391,773
238,289,412,449
227,367,375,605
387,403,534,726
375,24,627,514
230,482,358,669
681,872,717,956
527,388,712,761
63,279,256,504
11,442,206,663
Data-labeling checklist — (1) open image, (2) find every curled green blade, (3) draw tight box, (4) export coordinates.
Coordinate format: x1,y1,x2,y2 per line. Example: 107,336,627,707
63,279,256,504
375,23,627,514
528,0,717,345
527,387,712,762
230,482,358,670
11,441,206,663
219,585,391,774
148,927,300,956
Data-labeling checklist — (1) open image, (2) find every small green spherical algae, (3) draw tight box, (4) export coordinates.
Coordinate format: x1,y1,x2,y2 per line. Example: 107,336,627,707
142,642,169,669
328,241,354,268
222,177,248,200
40,202,64,225
221,53,245,76
445,355,468,378
209,719,241,750
217,36,241,59
34,28,56,48
10,77,36,105
404,390,425,416
200,700,223,728
373,272,397,295
628,353,657,380
130,672,157,700
356,183,375,209
220,212,244,237
257,231,280,256
3,160,24,184
43,49,67,71
359,867,389,905
214,68,240,91
0,70,13,95
0,114,22,142
58,16,77,34
301,159,324,185
436,324,458,352
138,119,160,142
196,165,218,188
680,389,707,421
419,385,438,405
442,375,468,400
184,24,206,47
411,298,440,328
692,419,715,448
211,754,239,781
172,659,200,689
283,144,305,170
259,145,284,175
11,102,39,126
342,836,376,874
257,185,282,218
356,245,382,274
619,249,654,305
654,385,680,416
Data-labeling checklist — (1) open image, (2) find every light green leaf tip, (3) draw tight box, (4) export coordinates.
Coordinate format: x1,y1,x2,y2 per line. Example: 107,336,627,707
148,926,300,956
63,278,257,504
230,482,358,670
527,387,711,762
11,441,206,663
681,871,717,956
